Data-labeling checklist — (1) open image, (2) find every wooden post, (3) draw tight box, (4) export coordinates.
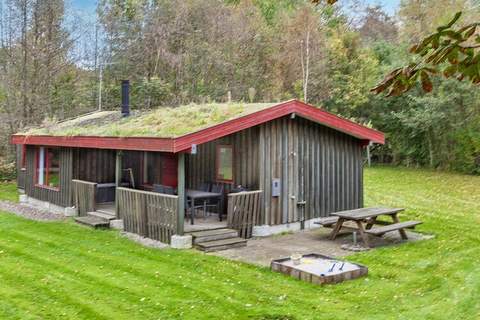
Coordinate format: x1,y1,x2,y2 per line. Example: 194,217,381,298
366,142,371,167
115,150,123,218
176,152,185,236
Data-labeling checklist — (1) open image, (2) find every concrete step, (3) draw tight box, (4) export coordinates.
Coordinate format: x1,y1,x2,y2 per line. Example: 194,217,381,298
189,228,239,244
74,216,110,229
87,211,116,221
195,237,247,252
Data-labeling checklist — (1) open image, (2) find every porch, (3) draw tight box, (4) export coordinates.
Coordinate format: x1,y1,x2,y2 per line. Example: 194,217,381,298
72,170,261,247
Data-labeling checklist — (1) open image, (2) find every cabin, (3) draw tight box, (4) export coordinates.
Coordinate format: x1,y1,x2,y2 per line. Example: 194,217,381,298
11,88,384,249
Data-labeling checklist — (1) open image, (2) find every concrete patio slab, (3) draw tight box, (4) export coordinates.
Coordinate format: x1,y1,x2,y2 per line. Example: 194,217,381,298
210,226,430,267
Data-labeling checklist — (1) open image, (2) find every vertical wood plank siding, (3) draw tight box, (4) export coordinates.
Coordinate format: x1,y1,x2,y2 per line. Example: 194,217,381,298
73,148,116,183
258,117,364,224
187,116,364,226
16,145,26,189
185,126,260,193
24,146,73,207
72,148,166,187
117,187,178,243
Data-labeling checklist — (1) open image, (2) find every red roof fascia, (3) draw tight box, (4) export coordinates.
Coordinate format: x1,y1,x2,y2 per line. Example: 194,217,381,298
291,100,385,144
172,100,384,152
10,135,174,152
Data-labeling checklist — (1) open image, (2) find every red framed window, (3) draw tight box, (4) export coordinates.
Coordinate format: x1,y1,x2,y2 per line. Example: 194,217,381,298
216,145,233,183
35,147,60,189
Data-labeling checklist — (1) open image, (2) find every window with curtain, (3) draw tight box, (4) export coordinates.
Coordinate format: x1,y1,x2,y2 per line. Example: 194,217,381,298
216,145,233,182
36,147,60,189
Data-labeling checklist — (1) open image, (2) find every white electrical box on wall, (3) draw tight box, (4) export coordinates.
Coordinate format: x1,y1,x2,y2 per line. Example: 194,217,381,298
272,178,281,197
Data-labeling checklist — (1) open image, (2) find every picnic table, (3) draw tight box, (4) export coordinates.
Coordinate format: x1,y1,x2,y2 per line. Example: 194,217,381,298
186,189,223,225
324,207,422,247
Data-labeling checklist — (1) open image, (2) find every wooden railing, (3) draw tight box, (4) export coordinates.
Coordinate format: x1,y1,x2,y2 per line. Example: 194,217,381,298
116,187,178,244
72,179,97,216
227,190,262,239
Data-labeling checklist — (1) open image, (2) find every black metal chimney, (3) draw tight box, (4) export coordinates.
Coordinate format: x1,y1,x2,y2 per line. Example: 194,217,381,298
121,80,130,117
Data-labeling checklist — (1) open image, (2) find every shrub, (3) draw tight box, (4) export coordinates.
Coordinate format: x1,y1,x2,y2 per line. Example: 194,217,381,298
0,159,16,181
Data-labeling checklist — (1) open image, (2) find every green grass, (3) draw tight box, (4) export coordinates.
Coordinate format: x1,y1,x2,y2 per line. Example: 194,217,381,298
0,166,479,319
0,182,18,202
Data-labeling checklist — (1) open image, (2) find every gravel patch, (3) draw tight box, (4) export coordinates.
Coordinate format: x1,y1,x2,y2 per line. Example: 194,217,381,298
121,231,170,249
0,201,66,221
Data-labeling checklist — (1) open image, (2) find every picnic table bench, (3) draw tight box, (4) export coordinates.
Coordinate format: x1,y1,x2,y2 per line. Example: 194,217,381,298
315,207,422,247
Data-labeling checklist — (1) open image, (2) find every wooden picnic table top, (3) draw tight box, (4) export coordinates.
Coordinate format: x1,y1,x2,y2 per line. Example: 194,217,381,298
330,207,405,220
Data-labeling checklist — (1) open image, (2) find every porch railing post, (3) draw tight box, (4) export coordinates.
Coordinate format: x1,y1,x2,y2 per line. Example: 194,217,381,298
115,150,123,218
177,152,185,235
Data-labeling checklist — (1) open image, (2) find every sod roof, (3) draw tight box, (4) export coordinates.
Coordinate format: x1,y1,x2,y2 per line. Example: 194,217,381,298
21,102,277,138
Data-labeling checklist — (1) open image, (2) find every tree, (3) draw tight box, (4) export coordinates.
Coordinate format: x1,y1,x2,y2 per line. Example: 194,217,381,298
371,11,480,96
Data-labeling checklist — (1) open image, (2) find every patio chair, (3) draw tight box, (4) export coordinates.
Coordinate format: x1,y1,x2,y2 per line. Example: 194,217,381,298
206,184,225,220
163,186,176,195
153,184,176,195
153,184,165,194
185,197,209,224
199,182,211,192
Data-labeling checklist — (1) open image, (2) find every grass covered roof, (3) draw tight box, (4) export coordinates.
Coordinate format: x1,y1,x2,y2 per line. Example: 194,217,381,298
22,102,277,138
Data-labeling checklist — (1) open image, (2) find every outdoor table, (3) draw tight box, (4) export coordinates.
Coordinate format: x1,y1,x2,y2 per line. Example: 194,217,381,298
186,189,223,225
329,207,406,247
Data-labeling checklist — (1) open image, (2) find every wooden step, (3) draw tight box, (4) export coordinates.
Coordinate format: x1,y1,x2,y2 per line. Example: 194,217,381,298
195,237,247,252
87,211,116,221
74,216,110,229
365,221,422,236
189,228,239,244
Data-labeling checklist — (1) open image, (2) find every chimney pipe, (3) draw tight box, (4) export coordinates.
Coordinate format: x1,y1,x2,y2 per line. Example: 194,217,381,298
121,80,130,117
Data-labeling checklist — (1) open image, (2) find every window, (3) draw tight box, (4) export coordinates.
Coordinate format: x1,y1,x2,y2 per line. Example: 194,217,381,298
36,147,60,189
216,145,233,182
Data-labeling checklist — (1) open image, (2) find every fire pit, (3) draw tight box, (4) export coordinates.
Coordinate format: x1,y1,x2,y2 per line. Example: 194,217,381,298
271,253,367,285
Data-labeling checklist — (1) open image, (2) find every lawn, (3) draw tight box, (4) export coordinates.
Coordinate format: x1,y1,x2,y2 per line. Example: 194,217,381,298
0,182,18,202
0,166,479,319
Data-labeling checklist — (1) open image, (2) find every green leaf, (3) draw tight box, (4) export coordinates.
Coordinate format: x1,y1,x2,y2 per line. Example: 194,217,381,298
437,12,462,32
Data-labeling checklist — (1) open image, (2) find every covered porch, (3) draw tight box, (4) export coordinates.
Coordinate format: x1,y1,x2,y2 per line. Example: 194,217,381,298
71,145,261,244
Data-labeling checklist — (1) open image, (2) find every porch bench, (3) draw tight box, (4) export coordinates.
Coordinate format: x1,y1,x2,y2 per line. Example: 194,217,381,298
314,216,339,228
364,220,422,236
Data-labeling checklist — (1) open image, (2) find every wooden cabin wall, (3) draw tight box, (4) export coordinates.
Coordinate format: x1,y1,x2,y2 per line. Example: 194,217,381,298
258,117,364,225
186,117,363,226
142,152,164,186
185,126,260,194
72,148,116,183
24,146,74,207
16,145,26,190
121,151,143,188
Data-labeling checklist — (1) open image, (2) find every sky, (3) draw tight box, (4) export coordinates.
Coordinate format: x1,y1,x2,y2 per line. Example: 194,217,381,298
71,0,401,16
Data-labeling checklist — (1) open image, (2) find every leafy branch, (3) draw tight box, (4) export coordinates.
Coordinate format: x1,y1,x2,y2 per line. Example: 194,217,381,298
371,12,480,96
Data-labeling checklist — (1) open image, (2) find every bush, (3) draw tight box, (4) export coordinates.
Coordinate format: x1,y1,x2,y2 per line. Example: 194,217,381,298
0,160,16,181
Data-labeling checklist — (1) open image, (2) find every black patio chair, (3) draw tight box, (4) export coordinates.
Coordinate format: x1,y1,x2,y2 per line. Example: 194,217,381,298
163,186,176,195
153,184,165,194
199,182,211,192
206,183,225,220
